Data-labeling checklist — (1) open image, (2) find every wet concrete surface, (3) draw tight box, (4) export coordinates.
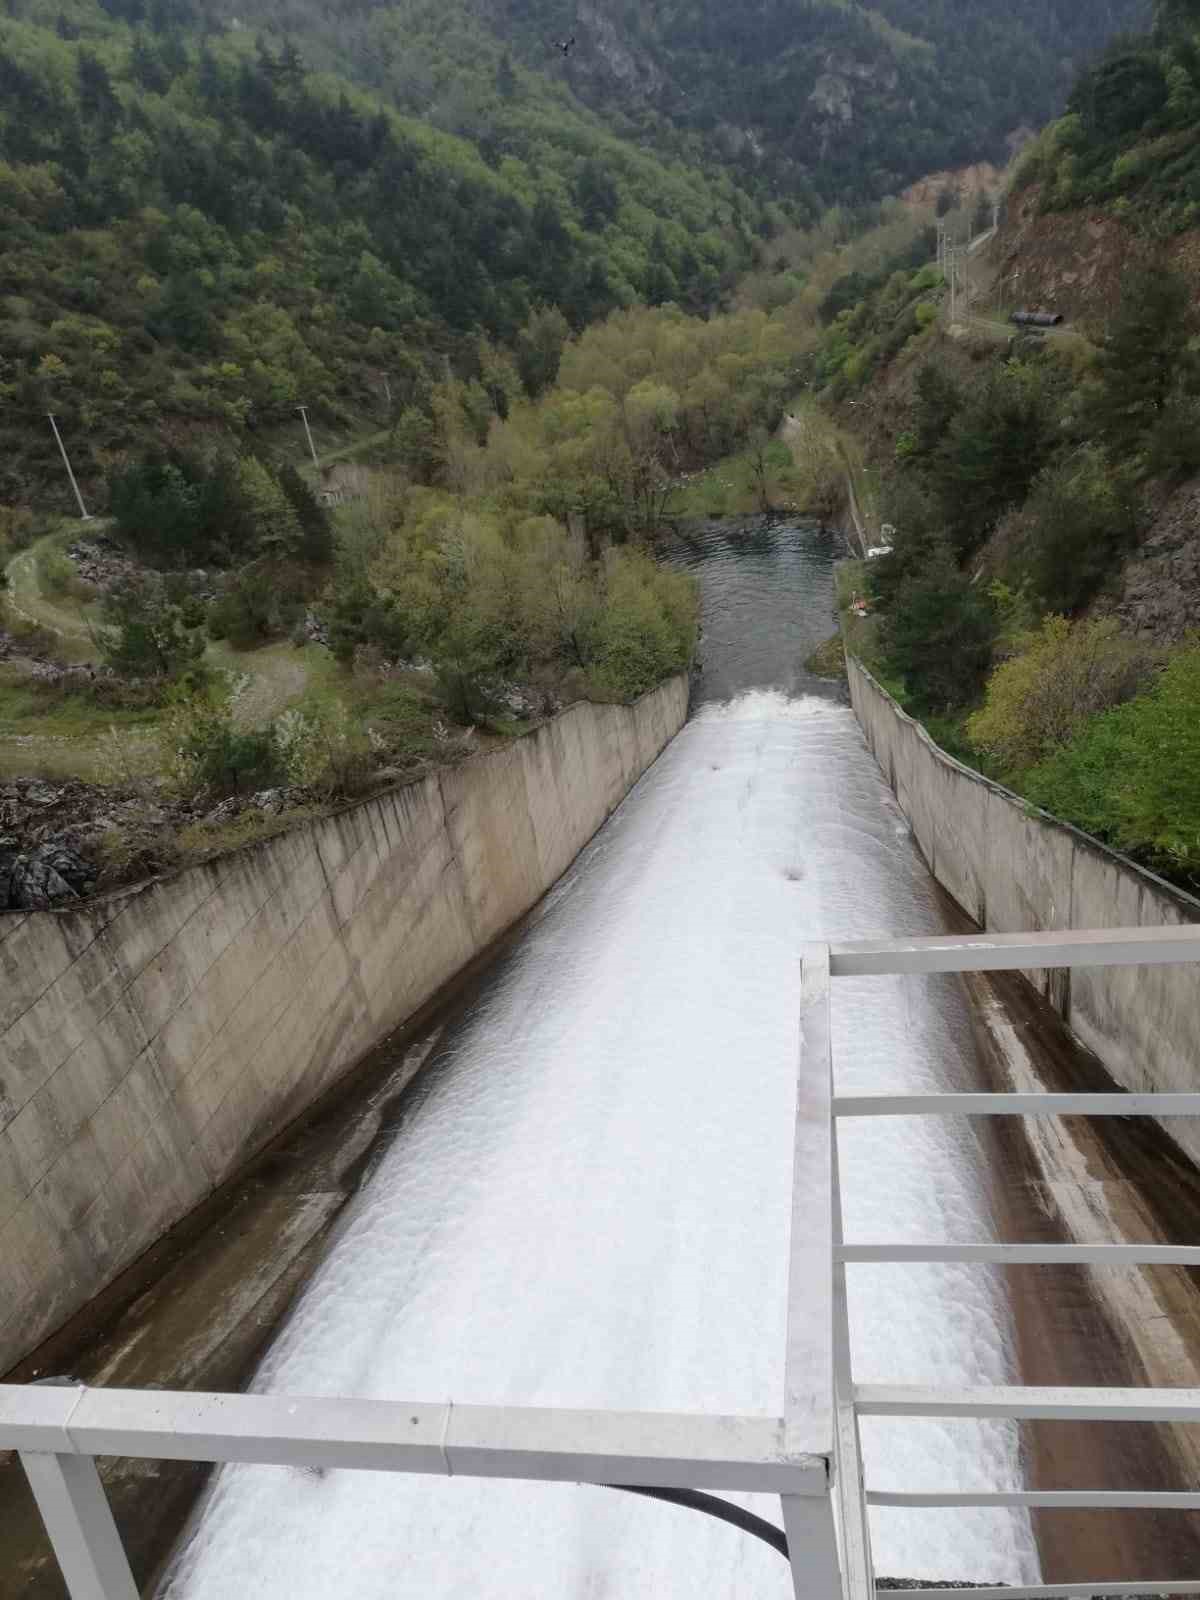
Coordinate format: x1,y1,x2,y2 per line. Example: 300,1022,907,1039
6,520,1200,1595
966,960,1200,1582
0,953,496,1597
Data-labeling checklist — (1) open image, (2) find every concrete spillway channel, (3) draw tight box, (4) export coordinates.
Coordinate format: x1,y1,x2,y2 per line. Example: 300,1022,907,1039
5,518,1200,1597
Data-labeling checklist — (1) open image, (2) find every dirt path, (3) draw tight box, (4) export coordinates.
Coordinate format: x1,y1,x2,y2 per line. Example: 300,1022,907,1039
206,640,318,728
4,531,101,651
3,539,328,766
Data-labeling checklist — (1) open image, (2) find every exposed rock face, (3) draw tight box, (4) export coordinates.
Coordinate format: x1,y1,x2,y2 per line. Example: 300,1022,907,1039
66,535,141,593
0,842,96,910
575,0,664,97
809,70,853,123
0,779,106,907
0,777,172,908
900,160,1007,207
1114,477,1200,642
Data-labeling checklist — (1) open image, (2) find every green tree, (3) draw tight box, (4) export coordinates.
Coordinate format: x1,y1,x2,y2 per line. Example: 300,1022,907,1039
277,463,333,564
235,456,301,555
516,305,570,397
170,689,284,798
1089,265,1195,461
1023,446,1138,612
99,576,206,679
936,363,1054,559
109,455,205,566
880,548,997,709
911,363,962,459
325,577,411,663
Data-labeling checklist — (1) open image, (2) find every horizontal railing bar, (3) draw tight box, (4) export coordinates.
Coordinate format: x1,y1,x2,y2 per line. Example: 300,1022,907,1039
855,1385,1200,1421
834,1094,1200,1118
838,1244,1200,1266
867,1490,1200,1509
886,1586,1200,1600
0,1386,825,1495
829,926,1200,977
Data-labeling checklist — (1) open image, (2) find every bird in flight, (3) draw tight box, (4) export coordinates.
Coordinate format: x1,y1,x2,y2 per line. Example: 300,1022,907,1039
553,35,576,56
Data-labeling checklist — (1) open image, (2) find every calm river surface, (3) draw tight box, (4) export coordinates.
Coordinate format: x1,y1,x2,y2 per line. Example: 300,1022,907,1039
159,519,1193,1599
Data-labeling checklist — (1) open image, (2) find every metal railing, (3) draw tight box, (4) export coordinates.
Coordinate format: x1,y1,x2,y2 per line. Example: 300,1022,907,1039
815,925,1200,1600
4,925,1200,1599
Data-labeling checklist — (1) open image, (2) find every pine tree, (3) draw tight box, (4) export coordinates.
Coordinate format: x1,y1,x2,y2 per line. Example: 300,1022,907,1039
277,463,334,565
1090,265,1194,451
236,456,302,556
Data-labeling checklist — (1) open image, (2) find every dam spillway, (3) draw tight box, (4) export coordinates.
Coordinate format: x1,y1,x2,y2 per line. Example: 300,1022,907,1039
157,520,1194,1598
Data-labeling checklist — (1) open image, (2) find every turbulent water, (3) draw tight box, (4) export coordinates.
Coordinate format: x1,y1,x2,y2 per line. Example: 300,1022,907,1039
163,519,1039,1598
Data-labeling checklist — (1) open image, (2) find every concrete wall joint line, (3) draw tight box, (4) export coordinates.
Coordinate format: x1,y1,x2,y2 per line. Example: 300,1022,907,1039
0,678,689,1373
1,923,123,1061
310,827,376,1025
119,861,325,1044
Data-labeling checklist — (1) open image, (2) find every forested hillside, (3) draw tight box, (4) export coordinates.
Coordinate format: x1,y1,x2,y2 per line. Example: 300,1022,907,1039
0,0,769,503
0,0,1149,504
0,0,1164,907
1014,0,1200,230
202,0,1149,205
835,0,1200,896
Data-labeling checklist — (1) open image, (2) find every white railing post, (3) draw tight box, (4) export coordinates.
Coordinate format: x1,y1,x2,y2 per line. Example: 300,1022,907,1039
20,1451,138,1600
781,1490,844,1600
830,1098,875,1600
785,944,845,1600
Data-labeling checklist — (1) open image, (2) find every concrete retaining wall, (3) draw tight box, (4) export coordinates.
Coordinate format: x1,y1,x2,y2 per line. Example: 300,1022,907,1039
847,655,1200,1162
0,676,689,1372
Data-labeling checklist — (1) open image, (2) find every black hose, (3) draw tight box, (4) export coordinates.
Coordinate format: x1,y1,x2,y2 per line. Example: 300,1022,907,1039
602,1483,790,1561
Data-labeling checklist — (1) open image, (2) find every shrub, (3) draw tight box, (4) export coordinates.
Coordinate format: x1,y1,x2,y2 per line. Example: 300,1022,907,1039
273,702,372,798
1024,644,1200,884
99,576,207,680
168,691,284,798
325,578,412,664
38,546,90,600
589,548,697,700
967,616,1154,774
207,566,279,649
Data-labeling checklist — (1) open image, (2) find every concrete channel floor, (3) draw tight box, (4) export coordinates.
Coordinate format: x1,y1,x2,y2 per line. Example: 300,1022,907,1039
7,921,1200,1596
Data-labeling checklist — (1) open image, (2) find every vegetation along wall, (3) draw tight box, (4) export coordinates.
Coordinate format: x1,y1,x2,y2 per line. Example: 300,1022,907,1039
0,676,689,1374
848,654,1200,1164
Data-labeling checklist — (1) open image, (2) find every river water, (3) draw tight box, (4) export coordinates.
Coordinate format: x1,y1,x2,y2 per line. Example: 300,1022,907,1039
160,519,1069,1596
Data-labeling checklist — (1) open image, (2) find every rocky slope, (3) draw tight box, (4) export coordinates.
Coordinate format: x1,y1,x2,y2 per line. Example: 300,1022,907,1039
991,183,1200,326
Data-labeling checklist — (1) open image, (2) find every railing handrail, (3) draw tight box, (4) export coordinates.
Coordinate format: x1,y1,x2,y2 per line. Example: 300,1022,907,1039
0,1386,820,1492
11,926,1200,1600
817,924,1200,1600
835,1092,1200,1116
829,924,1200,975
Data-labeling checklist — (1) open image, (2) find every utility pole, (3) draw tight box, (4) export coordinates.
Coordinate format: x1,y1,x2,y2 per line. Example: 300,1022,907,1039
296,405,319,471
992,201,1001,234
953,240,966,324
936,219,947,275
47,413,91,521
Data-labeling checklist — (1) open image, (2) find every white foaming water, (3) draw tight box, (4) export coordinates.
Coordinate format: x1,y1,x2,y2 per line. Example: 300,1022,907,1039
162,526,1039,1598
